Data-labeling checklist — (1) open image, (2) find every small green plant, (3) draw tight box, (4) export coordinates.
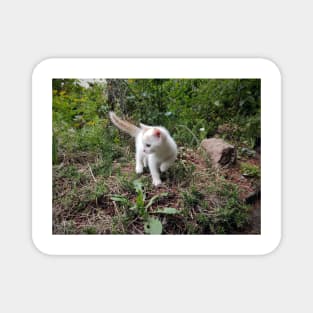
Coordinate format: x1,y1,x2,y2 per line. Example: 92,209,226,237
91,159,113,177
153,207,180,214
130,180,169,217
110,179,180,234
93,182,108,199
240,162,260,178
210,181,250,233
165,158,195,186
211,204,249,234
131,179,148,218
144,217,163,234
82,226,97,234
59,165,80,179
116,174,138,193
110,194,131,207
182,187,204,209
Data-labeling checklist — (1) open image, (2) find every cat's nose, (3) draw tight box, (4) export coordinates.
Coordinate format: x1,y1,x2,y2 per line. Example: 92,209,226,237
143,149,146,153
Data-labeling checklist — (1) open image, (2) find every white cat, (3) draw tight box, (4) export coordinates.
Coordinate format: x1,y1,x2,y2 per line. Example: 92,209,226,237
109,112,177,186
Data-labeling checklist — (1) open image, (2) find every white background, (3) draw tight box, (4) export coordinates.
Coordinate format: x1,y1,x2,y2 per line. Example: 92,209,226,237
32,58,281,255
0,0,312,312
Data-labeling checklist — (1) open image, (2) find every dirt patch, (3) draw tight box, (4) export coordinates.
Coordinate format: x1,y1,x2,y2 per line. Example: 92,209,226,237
53,147,261,234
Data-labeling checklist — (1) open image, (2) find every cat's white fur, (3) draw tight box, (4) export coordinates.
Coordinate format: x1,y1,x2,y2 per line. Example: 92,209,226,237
109,112,177,186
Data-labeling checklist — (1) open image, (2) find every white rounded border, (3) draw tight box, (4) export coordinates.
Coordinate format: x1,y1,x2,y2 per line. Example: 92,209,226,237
32,58,281,255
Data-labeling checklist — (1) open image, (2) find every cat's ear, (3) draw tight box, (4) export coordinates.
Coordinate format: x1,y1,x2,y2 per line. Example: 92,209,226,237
140,123,150,131
153,128,161,138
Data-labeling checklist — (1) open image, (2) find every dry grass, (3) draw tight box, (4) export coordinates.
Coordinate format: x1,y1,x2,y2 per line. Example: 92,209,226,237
53,146,260,235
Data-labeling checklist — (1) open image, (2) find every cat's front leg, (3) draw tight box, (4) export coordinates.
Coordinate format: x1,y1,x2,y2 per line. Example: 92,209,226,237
135,150,144,174
149,158,162,186
160,156,176,173
160,162,171,173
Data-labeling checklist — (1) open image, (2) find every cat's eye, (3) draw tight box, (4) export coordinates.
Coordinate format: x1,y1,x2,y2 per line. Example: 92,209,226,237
146,144,151,147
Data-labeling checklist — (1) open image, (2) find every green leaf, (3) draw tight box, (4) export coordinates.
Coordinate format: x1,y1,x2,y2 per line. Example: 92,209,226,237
154,207,180,215
144,217,163,234
136,190,145,207
133,179,143,192
145,193,168,209
110,195,130,205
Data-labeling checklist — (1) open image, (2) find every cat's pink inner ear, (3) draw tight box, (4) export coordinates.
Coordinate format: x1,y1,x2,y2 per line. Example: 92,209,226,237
154,129,161,137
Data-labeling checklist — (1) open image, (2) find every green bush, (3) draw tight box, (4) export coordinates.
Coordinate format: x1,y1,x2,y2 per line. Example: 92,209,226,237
53,79,260,235
53,78,260,152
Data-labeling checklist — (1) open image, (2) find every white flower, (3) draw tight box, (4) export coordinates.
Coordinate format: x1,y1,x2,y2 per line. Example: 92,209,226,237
199,128,205,132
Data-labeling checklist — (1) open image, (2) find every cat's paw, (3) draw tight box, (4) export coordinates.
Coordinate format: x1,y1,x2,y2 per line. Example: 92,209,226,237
135,166,143,174
152,178,162,186
160,163,169,173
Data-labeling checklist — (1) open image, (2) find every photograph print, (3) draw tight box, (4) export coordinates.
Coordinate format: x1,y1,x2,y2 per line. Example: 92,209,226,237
52,78,261,235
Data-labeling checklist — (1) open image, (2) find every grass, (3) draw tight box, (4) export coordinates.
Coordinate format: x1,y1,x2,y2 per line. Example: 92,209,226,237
52,79,260,234
240,162,260,178
53,131,260,234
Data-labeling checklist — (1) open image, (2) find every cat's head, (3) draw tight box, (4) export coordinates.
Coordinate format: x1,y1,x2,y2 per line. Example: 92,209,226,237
140,124,163,154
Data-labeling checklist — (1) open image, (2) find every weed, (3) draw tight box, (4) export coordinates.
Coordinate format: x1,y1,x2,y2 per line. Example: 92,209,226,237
110,179,180,234
208,181,250,233
82,226,97,234
91,159,112,177
116,174,137,194
58,165,80,179
182,187,204,209
164,158,195,187
130,179,170,223
240,162,260,178
53,79,260,235
144,217,163,235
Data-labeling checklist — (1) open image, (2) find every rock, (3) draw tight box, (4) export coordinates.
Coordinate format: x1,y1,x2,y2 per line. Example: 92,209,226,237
245,189,261,204
200,138,236,167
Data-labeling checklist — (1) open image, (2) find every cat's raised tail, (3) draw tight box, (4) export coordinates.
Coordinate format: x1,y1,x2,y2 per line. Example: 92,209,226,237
109,111,140,137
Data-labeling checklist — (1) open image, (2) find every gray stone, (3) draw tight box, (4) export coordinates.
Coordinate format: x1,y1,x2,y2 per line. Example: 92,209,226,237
200,138,236,167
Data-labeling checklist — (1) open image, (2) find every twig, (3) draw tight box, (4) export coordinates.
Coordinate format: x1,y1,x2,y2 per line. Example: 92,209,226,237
112,200,119,215
87,162,97,182
112,201,125,233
